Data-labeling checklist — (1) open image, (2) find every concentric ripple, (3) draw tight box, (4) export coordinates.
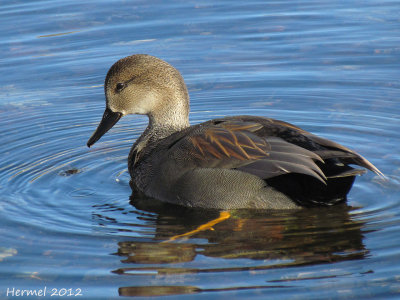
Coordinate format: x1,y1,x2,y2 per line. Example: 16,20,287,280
0,101,139,237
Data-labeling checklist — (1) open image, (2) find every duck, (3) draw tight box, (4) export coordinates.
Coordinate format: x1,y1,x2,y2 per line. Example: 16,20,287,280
87,54,383,209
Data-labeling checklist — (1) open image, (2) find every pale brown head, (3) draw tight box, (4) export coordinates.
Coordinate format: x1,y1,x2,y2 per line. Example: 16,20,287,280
87,54,190,147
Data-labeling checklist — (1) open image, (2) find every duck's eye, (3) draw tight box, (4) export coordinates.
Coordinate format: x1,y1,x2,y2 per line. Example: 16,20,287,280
116,82,125,92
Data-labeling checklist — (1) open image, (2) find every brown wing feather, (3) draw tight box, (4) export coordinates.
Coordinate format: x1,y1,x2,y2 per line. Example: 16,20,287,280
185,120,326,182
190,124,270,161
167,117,382,183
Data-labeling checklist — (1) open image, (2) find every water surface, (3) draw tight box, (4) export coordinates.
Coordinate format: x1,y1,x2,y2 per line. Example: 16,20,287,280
1,0,400,299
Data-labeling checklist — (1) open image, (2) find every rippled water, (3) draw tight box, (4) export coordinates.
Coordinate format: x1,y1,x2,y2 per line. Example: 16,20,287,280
1,0,400,299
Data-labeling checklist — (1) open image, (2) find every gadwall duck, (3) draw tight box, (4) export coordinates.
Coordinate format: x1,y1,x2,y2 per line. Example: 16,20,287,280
87,54,382,209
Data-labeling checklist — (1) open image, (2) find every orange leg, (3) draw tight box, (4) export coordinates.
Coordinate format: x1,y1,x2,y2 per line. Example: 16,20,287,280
163,211,231,242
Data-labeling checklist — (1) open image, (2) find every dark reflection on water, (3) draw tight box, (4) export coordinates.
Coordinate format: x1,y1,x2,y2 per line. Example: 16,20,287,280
106,197,369,297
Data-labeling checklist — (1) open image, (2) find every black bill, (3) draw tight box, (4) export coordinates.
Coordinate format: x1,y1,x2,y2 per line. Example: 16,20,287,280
87,108,122,147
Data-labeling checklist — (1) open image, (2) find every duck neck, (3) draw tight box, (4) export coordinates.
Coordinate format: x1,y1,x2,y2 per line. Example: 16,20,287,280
143,117,188,144
129,96,190,173
147,92,190,140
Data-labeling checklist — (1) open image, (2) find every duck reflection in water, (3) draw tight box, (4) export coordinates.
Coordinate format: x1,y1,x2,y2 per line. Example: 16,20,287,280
108,197,369,297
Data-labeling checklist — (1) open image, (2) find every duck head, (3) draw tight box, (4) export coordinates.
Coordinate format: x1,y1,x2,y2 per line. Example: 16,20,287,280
87,54,190,147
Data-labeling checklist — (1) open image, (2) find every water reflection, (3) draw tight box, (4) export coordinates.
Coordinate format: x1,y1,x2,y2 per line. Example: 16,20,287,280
109,196,369,297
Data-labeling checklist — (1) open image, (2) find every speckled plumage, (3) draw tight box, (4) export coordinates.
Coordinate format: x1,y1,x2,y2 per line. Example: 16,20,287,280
87,54,383,209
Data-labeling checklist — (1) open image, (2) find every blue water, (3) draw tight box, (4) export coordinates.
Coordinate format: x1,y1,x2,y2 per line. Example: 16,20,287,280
1,0,400,299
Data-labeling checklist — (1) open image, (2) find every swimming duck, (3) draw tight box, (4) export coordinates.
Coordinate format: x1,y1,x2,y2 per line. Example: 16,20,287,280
87,54,382,209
